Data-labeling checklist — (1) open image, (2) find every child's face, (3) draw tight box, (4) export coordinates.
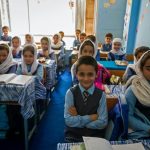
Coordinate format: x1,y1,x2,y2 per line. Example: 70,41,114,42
105,37,112,44
0,50,8,64
142,58,150,81
3,29,9,36
76,64,97,90
136,52,144,61
53,35,59,44
80,35,85,43
41,40,48,50
81,45,94,57
23,51,34,65
76,31,80,39
26,35,32,43
12,39,20,48
113,42,121,51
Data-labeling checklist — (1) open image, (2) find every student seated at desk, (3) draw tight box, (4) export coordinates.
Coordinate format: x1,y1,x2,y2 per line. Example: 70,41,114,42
125,50,150,139
123,46,150,83
0,44,17,74
0,44,17,138
37,37,55,60
0,26,12,46
59,31,66,46
23,34,36,48
101,33,113,52
16,44,43,81
73,29,81,48
76,32,86,50
71,39,110,91
11,36,22,58
65,56,108,142
108,38,126,61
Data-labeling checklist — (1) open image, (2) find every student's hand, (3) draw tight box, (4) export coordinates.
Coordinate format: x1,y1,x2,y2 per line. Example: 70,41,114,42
90,114,98,121
68,106,78,116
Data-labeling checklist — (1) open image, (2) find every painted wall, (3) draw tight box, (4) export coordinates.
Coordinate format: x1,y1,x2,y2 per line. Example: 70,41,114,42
95,0,127,43
134,0,150,49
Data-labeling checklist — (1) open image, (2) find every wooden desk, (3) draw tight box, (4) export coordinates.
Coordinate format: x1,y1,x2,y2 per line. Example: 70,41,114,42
98,61,133,77
100,50,108,60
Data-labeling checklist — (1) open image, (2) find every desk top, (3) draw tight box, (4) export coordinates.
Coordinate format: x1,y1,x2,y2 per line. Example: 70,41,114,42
71,50,79,55
57,139,150,150
98,61,133,71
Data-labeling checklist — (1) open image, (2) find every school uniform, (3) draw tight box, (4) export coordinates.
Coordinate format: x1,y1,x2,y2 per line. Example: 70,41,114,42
64,84,108,142
101,43,112,52
1,35,12,46
125,51,150,139
108,51,126,61
73,38,80,48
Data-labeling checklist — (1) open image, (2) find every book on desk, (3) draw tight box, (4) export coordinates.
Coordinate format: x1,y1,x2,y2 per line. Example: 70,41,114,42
0,74,33,86
71,137,145,150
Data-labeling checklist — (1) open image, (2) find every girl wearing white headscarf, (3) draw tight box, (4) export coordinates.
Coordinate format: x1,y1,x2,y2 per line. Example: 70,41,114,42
51,33,63,50
71,39,110,90
108,38,126,61
37,36,55,60
16,44,43,81
123,46,150,83
11,36,22,58
0,44,17,74
125,50,150,139
23,34,37,48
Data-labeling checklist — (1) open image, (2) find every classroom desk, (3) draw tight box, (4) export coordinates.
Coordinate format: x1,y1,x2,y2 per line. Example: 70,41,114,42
54,50,61,65
71,50,78,65
98,61,133,77
57,139,150,150
100,50,109,60
39,59,56,89
0,77,35,150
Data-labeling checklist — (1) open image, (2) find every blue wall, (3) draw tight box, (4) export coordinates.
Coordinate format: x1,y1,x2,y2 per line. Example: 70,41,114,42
95,0,127,43
134,0,150,49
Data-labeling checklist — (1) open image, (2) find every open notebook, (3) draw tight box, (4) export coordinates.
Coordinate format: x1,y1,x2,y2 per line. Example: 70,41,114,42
0,74,33,85
71,137,145,150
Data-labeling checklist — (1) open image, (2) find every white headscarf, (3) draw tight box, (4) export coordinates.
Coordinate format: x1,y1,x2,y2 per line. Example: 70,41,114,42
51,33,63,49
21,44,38,75
23,34,36,48
11,36,23,54
126,50,150,106
40,36,53,55
78,39,97,58
110,38,125,55
0,44,17,74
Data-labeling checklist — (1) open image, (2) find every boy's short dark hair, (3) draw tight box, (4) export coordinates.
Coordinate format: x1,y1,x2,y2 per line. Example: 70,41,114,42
76,29,81,33
134,46,150,57
86,35,96,43
2,26,9,31
80,32,86,37
105,33,113,39
76,56,98,73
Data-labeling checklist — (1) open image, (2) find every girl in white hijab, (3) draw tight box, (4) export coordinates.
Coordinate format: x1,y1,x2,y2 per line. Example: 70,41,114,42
125,50,150,139
16,44,43,81
108,38,126,61
0,43,17,74
23,34,36,48
37,36,54,60
123,46,150,83
51,33,63,51
11,36,22,58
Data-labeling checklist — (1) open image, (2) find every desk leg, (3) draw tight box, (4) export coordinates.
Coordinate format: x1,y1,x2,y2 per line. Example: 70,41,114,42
24,119,28,150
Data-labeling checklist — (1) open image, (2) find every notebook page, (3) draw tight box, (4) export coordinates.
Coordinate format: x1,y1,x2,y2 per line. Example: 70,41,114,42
0,74,16,84
83,137,112,150
112,142,145,150
8,75,33,85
